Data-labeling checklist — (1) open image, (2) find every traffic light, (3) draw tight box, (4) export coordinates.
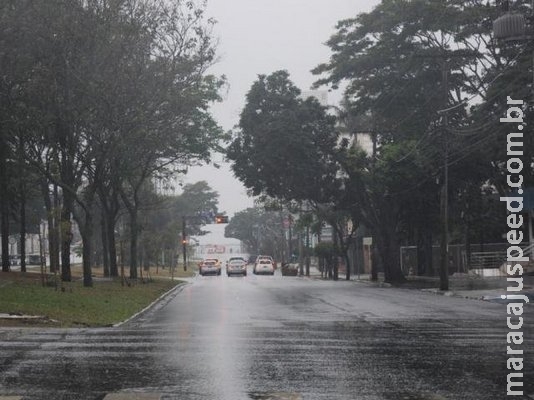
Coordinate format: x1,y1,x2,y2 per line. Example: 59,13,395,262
215,215,229,224
181,237,187,245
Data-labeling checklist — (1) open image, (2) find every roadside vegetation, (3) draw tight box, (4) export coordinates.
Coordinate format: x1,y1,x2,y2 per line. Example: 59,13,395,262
0,266,195,327
227,0,534,288
0,0,225,288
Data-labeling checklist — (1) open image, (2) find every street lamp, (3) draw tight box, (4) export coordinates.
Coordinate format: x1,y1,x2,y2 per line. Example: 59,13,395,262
493,11,527,40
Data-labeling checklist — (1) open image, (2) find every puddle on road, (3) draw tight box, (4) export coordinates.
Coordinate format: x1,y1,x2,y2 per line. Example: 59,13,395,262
248,392,302,400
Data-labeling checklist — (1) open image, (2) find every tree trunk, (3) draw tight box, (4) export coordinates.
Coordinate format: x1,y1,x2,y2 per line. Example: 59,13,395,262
108,217,118,277
417,225,433,276
371,244,378,281
1,196,9,272
52,184,61,273
298,233,303,275
80,212,93,287
41,181,59,273
19,187,26,274
18,135,27,273
99,190,119,278
379,225,405,284
0,132,10,272
41,181,53,271
129,209,138,280
60,192,73,282
101,210,110,277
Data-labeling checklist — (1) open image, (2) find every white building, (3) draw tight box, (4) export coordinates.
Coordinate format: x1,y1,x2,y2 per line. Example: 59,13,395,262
190,223,247,262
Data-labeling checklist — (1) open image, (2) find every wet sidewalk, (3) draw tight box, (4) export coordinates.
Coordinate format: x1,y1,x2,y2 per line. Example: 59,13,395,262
301,266,534,303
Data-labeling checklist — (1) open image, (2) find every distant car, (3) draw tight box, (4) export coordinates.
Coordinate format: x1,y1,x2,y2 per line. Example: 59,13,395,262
281,263,299,276
226,256,247,267
255,255,277,269
253,259,275,275
199,259,221,276
227,259,247,277
199,258,221,268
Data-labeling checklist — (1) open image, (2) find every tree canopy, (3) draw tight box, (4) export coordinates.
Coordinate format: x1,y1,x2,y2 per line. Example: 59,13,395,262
228,70,341,204
0,0,224,284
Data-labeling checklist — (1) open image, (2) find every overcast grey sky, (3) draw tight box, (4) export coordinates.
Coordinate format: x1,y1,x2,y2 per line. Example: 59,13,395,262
183,0,381,216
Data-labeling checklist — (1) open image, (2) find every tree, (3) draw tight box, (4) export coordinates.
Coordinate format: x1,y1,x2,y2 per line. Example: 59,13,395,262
224,207,287,259
229,71,377,280
111,1,223,279
311,0,519,284
228,70,341,204
139,180,221,269
0,0,224,286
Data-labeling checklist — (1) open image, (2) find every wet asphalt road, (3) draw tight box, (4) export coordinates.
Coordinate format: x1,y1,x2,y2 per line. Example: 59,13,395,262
0,267,533,400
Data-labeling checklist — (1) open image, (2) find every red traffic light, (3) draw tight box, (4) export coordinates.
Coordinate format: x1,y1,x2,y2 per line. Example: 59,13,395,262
215,215,229,224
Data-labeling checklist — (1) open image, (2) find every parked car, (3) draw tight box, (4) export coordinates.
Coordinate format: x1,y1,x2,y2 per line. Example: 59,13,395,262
199,259,221,276
253,259,275,275
227,259,247,277
281,263,299,276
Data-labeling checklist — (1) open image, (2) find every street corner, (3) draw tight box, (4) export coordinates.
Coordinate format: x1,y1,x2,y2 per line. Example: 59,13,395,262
420,287,481,300
114,281,189,327
481,291,534,304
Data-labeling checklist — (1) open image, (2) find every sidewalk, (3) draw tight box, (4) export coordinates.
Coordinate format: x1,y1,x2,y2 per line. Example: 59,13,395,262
302,266,534,303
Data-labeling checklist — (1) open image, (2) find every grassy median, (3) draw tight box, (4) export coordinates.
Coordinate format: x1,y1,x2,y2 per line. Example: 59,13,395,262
0,270,184,327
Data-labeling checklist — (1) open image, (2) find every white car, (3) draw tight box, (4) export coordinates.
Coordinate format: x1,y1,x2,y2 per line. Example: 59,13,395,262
253,259,275,275
255,255,277,269
199,260,221,276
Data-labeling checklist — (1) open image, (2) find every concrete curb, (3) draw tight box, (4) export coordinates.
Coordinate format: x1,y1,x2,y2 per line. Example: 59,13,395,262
113,280,189,327
420,288,462,298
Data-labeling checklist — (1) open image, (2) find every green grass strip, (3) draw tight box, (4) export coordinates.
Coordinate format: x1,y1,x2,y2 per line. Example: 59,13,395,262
0,277,181,327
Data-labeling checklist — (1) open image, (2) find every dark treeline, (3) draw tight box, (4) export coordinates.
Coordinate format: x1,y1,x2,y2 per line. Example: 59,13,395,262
227,0,534,285
0,0,224,286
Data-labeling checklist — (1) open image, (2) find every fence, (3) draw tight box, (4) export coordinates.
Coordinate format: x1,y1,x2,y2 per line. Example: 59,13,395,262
399,242,530,276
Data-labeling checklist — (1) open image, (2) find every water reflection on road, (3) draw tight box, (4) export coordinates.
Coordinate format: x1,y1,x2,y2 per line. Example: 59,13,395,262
0,268,532,399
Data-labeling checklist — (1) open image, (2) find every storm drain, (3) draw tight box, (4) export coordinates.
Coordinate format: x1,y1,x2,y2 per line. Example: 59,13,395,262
248,392,302,400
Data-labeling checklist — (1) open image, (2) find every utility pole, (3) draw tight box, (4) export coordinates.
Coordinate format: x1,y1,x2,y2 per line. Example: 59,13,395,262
288,214,293,261
182,216,187,271
439,59,450,291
